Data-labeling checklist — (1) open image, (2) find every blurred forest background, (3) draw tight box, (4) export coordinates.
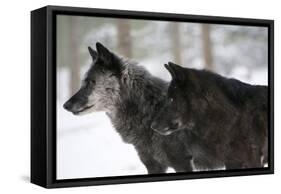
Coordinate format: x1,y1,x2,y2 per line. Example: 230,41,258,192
57,15,268,99
56,15,268,179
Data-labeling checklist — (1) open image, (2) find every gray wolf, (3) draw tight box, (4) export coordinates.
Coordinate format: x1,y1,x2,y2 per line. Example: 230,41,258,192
63,43,198,173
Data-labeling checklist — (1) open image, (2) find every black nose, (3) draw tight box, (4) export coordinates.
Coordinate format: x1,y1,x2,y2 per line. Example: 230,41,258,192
63,101,72,111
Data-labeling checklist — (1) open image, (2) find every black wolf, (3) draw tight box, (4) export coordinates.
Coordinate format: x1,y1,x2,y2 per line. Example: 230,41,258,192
151,62,268,169
63,43,200,174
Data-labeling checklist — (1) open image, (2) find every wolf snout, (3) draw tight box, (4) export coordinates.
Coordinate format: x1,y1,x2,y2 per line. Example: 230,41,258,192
63,101,73,111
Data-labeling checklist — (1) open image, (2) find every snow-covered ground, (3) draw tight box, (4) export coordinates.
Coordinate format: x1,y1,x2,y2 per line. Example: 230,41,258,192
57,104,147,179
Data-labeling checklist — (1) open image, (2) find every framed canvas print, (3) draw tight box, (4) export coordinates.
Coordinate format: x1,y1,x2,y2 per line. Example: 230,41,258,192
31,5,274,188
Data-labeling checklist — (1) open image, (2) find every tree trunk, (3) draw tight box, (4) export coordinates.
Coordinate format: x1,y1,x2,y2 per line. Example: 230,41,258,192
68,17,81,96
170,23,182,65
117,20,132,58
201,24,213,70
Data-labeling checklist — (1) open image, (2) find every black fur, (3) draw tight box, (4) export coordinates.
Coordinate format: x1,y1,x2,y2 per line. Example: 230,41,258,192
152,62,268,169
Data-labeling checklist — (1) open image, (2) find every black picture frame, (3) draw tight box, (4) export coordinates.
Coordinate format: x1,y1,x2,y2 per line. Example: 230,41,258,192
31,5,274,188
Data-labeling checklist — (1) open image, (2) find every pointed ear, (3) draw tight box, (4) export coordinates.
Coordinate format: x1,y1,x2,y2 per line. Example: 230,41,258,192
96,42,112,64
88,46,97,61
167,62,185,81
164,63,176,79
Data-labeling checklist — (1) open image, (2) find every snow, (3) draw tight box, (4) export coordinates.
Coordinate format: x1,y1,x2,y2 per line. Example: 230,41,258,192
57,101,147,179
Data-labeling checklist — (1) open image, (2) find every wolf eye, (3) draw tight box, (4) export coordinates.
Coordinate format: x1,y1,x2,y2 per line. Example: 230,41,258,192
169,98,174,102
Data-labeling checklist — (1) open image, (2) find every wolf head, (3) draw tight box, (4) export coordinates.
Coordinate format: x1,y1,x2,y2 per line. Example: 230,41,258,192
63,42,123,115
151,62,205,135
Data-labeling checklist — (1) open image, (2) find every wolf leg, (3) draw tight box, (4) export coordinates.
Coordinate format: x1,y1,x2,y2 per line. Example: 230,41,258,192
171,160,193,172
137,151,167,174
246,146,264,168
143,159,168,174
168,153,194,172
225,159,245,169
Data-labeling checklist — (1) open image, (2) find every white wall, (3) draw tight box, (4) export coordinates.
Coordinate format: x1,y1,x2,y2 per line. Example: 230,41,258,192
0,0,279,193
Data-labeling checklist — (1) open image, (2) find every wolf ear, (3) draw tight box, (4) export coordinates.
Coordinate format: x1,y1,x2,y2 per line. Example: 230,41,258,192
164,63,176,79
88,46,98,61
165,62,185,81
96,42,112,64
